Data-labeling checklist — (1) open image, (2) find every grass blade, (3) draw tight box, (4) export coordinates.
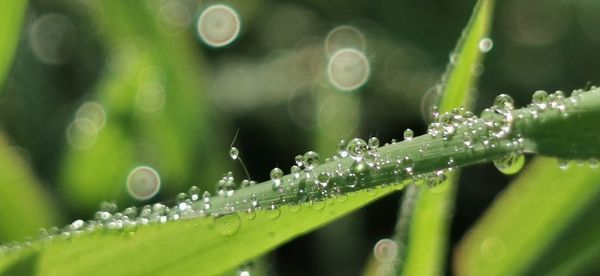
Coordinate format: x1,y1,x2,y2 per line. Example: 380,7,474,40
455,157,600,275
0,0,27,88
2,77,599,275
400,0,495,275
0,134,61,242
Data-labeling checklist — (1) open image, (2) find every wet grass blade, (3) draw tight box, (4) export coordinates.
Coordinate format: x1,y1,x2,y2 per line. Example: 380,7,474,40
400,0,495,275
1,87,600,275
455,157,600,275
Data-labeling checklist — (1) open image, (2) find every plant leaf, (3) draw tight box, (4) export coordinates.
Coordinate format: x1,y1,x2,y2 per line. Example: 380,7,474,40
455,157,600,275
0,134,62,242
3,86,600,275
0,0,27,88
401,0,495,275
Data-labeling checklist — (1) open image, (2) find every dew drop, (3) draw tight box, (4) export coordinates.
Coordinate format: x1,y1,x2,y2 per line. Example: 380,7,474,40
337,139,349,158
203,191,211,210
327,48,370,91
197,4,241,48
229,146,239,160
493,94,514,110
493,152,525,175
590,158,599,169
126,166,161,201
532,90,549,110
373,238,398,263
480,237,506,262
403,129,414,141
295,155,303,167
213,213,241,236
289,203,302,213
368,137,380,149
347,138,368,161
303,151,320,171
311,200,326,210
266,205,281,219
317,172,330,188
270,167,284,189
557,159,570,170
290,165,301,179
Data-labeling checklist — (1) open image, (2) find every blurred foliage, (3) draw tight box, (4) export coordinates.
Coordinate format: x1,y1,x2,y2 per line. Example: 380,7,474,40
0,0,599,275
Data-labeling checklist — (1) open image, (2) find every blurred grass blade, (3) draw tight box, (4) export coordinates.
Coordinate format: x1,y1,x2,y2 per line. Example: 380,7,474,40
0,134,61,242
455,157,600,276
59,0,224,213
401,0,495,275
0,191,393,275
0,0,27,88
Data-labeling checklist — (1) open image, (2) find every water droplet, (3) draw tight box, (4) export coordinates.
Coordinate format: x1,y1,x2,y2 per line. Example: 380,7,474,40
373,238,398,263
403,129,414,141
480,237,506,262
327,48,370,91
368,137,380,149
289,203,302,213
303,151,320,171
213,213,241,236
337,139,349,158
197,4,241,47
590,158,599,169
493,152,525,175
557,159,570,170
295,155,303,167
347,138,368,161
290,165,301,179
126,166,161,201
532,90,549,110
203,191,211,210
270,167,284,189
244,209,256,220
229,147,239,160
478,37,494,53
317,172,330,187
266,205,281,219
493,94,514,110
311,200,326,210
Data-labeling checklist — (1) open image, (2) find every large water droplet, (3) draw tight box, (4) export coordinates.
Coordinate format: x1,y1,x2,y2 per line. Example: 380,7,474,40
213,213,241,236
403,128,414,141
270,167,284,189
303,151,320,171
532,90,549,110
493,94,514,110
493,152,525,175
368,137,380,149
229,147,239,160
347,138,368,161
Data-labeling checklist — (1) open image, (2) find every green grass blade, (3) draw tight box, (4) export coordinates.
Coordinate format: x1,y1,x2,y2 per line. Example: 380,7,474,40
0,134,62,242
401,0,495,275
0,0,27,88
1,86,599,274
455,157,600,276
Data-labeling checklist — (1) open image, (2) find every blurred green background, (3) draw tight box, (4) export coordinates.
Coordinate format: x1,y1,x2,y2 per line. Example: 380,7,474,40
1,0,599,275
